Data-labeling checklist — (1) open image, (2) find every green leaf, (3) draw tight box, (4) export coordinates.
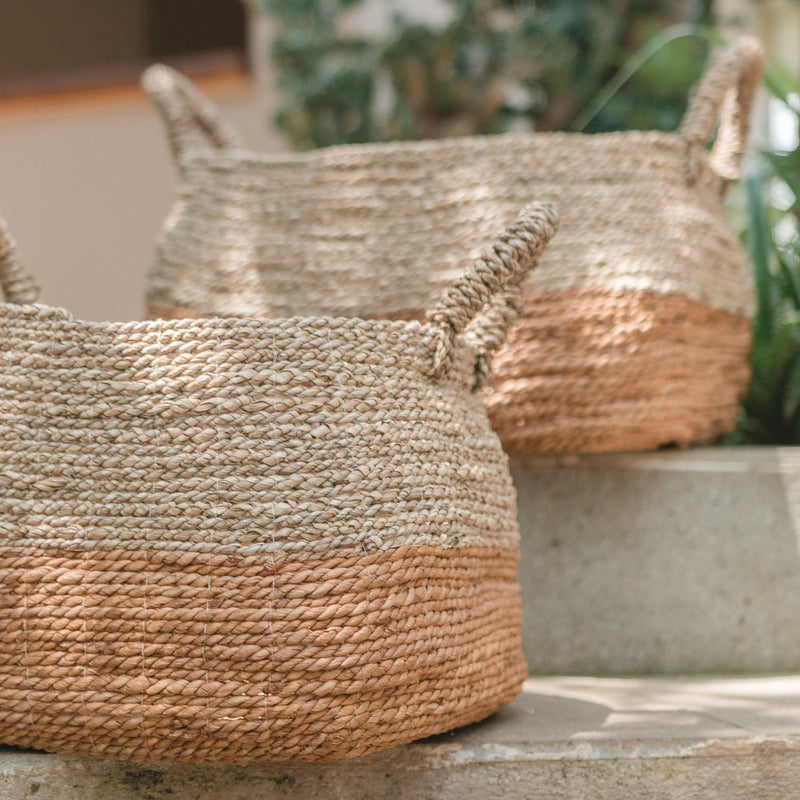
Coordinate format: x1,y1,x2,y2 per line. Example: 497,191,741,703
764,60,799,108
764,152,800,212
777,246,800,310
745,169,776,345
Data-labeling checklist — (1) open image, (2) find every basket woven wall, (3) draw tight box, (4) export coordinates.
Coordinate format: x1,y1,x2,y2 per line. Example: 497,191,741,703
0,204,558,763
144,38,763,454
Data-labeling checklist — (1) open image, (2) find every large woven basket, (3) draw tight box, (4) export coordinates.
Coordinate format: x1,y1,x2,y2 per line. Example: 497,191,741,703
144,37,762,454
0,203,558,763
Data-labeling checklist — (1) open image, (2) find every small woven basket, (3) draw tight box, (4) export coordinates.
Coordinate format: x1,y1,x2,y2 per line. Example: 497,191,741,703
0,203,558,764
144,37,762,453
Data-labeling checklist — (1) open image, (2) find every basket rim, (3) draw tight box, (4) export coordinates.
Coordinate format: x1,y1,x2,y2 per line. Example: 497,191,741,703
0,202,559,387
0,301,434,336
177,128,682,169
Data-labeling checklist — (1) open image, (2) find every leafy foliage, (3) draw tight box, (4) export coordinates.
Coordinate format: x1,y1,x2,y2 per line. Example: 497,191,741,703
251,0,713,149
730,107,800,444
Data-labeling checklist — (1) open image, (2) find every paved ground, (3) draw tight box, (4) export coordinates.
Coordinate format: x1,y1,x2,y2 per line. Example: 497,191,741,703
3,675,800,799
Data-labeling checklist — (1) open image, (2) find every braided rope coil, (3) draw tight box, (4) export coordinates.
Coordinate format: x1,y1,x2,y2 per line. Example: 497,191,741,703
679,36,764,182
427,203,558,383
0,216,39,304
141,64,244,174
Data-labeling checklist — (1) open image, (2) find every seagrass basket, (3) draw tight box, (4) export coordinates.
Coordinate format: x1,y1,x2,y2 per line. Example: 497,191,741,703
144,37,762,454
0,203,558,764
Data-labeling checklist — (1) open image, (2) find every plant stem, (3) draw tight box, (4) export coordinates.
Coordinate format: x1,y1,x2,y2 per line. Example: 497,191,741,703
570,23,725,133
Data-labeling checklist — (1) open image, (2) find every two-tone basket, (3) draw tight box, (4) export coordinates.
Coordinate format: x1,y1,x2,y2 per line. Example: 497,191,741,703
144,37,762,454
0,204,557,763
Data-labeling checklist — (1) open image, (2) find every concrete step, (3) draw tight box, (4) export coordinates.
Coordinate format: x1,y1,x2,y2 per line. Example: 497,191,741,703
513,446,800,674
2,675,799,799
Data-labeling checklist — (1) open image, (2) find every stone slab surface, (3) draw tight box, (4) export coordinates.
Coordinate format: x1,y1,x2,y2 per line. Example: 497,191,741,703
3,676,800,800
512,446,800,674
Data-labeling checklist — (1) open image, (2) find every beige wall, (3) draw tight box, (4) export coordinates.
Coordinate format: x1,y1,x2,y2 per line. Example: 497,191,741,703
0,79,284,321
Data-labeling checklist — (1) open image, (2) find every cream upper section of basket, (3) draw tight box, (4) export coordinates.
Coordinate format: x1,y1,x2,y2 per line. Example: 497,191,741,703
142,38,762,320
0,203,557,553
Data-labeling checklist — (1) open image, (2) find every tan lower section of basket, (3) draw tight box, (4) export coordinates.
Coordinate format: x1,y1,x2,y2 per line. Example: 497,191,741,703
487,288,752,453
0,544,525,764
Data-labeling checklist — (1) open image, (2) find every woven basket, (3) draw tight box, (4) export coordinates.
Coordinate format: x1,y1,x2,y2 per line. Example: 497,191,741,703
144,37,762,454
0,203,558,763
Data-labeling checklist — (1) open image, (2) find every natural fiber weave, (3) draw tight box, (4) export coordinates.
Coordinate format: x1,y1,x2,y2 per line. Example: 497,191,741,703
144,38,762,453
488,288,752,452
0,203,558,763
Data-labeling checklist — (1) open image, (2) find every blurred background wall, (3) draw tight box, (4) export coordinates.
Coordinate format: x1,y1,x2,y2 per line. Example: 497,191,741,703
0,0,795,321
0,1,283,321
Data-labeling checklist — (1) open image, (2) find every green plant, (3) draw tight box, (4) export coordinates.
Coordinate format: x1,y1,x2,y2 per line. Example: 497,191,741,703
251,0,713,149
729,68,800,444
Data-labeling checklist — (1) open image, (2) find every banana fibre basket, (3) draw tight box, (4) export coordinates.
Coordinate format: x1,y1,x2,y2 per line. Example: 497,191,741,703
144,37,762,454
0,204,557,763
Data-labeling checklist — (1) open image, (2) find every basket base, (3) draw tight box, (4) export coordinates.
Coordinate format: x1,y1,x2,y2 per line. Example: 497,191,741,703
0,543,524,763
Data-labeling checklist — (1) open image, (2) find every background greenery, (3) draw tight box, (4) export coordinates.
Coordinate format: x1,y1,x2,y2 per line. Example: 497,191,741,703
252,0,713,149
728,66,800,444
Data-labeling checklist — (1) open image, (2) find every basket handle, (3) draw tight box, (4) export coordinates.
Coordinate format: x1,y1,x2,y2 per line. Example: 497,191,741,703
426,202,558,386
0,217,39,304
679,36,764,182
141,64,244,172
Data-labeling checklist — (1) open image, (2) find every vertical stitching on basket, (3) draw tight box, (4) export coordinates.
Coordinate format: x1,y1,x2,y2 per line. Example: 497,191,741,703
21,318,50,728
208,326,223,736
266,325,278,730
81,320,98,753
139,322,161,762
141,550,151,760
22,319,56,725
21,315,56,728
204,577,210,733
81,597,97,753
21,594,32,725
